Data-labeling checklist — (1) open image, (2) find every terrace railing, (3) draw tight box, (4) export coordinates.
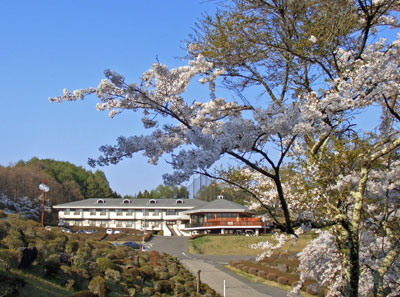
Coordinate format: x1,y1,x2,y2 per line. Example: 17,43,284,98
189,217,262,228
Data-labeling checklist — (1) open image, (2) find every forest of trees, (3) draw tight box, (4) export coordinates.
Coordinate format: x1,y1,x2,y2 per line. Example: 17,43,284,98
132,184,189,199
0,158,120,224
194,181,248,206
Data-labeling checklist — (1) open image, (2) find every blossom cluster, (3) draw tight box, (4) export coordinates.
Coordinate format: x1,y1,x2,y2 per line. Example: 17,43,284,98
0,193,41,220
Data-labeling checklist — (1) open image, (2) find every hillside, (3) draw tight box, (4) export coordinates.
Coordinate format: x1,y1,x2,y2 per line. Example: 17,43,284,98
0,212,219,297
0,158,120,225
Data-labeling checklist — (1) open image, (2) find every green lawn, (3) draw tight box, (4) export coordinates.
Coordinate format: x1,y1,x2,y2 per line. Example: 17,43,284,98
188,233,314,256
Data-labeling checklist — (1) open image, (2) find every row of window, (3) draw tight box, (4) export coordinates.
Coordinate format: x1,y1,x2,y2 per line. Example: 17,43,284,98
63,209,180,216
206,213,238,219
65,220,162,228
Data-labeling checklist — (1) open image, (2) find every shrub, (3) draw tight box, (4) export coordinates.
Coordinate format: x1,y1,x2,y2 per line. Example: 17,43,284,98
96,257,117,272
123,267,140,282
1,231,25,249
257,271,266,278
65,279,75,290
44,254,61,276
154,280,173,293
0,210,6,218
127,287,137,296
174,283,185,294
184,280,195,293
142,287,155,295
88,275,106,297
66,240,79,253
107,246,130,260
231,261,240,267
158,271,169,280
241,266,249,273
236,263,244,270
266,273,277,281
0,249,21,271
76,247,91,261
0,220,10,240
168,263,179,274
105,268,121,284
149,250,161,266
17,247,37,269
248,267,258,275
277,276,289,285
139,265,155,278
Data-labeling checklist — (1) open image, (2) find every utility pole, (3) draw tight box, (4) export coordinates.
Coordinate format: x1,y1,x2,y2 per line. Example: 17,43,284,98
39,180,50,228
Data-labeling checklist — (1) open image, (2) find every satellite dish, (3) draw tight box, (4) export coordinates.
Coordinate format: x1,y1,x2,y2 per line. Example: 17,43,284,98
39,183,50,192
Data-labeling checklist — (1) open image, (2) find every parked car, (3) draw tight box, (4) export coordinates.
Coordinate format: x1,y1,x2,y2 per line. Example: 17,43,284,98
123,242,140,249
106,229,113,234
114,230,122,234
245,230,255,236
45,226,52,231
60,227,71,233
76,229,84,234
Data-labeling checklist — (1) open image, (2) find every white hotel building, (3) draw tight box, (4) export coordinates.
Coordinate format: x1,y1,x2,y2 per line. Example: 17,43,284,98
53,197,263,236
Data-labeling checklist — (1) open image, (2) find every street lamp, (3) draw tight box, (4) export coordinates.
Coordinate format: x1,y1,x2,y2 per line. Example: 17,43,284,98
39,181,50,227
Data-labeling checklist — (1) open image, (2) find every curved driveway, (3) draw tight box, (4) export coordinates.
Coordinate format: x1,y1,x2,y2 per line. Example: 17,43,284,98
148,236,287,297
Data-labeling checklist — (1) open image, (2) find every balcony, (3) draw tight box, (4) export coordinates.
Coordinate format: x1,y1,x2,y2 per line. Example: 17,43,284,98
189,217,262,228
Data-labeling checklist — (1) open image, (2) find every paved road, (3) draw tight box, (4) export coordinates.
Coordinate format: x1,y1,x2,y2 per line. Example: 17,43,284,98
148,236,287,297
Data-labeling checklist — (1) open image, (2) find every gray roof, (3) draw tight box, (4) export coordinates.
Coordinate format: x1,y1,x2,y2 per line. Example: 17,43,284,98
182,199,250,214
53,198,207,209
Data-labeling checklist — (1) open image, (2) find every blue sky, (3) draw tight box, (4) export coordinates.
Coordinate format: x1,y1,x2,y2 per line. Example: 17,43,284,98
0,0,216,196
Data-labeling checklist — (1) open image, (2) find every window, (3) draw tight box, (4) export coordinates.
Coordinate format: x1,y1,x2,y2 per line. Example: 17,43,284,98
176,199,184,204
149,199,157,204
74,209,82,215
206,213,215,219
166,209,178,216
123,199,131,204
152,209,161,216
64,209,70,215
116,209,123,216
100,209,107,216
116,221,122,227
126,221,133,227
216,213,236,218
142,209,149,216
127,209,135,216
90,209,96,216
97,199,105,204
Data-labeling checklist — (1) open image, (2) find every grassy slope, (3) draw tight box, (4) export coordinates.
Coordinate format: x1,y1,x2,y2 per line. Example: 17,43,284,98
188,233,314,256
1,268,71,297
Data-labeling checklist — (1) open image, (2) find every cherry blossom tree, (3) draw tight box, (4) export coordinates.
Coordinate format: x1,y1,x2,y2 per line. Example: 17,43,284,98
50,0,399,295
